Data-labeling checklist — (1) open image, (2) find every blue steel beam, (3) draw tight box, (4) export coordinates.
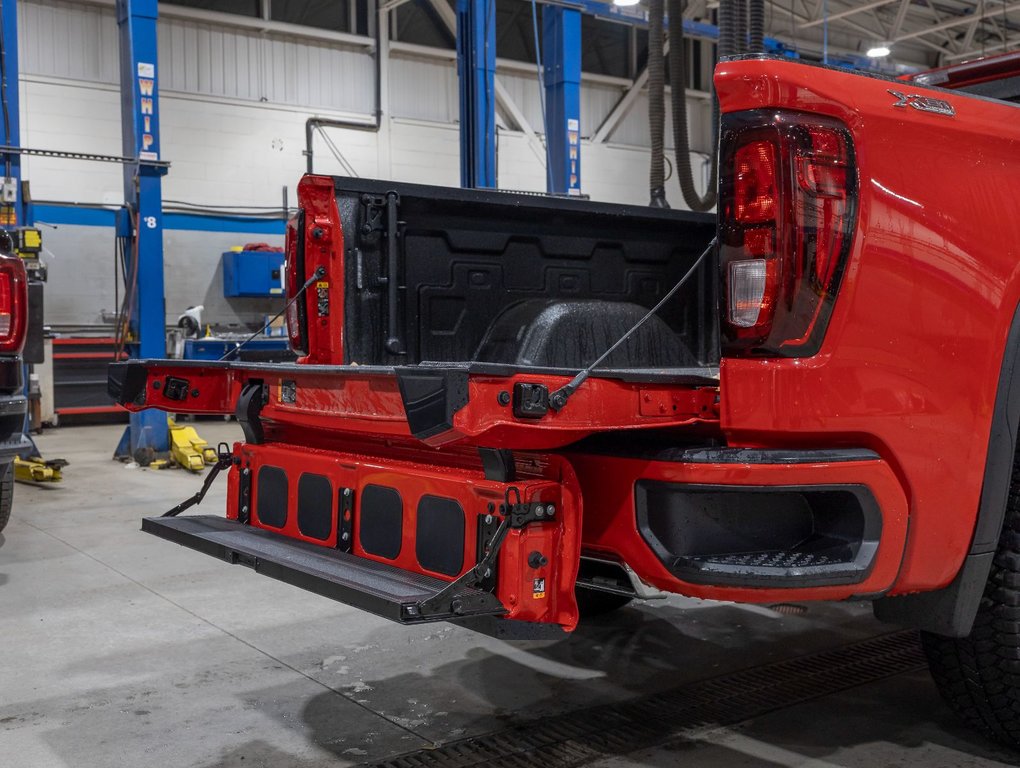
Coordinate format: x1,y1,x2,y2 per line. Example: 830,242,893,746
543,6,581,196
116,0,169,457
456,0,497,189
0,0,21,226
0,0,34,462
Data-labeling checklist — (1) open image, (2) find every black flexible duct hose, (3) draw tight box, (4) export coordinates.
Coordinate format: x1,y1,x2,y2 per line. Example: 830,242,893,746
733,0,747,54
648,0,669,208
718,0,735,61
749,0,765,53
668,0,718,212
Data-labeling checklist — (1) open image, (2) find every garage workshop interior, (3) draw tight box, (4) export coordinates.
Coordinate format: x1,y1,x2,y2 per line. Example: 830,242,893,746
7,1,1020,766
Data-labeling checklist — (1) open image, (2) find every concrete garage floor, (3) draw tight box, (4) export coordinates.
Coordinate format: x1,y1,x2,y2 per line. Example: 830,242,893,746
4,423,1020,768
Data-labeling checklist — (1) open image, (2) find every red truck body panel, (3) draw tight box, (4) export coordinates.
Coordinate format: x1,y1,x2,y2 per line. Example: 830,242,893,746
715,58,1020,594
112,55,1020,637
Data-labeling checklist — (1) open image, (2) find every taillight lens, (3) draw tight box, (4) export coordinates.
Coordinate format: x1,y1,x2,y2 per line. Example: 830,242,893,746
285,210,308,356
0,254,27,353
719,110,857,356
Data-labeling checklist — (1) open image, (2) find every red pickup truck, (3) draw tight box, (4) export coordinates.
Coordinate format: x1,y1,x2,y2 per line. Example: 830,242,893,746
110,54,1020,746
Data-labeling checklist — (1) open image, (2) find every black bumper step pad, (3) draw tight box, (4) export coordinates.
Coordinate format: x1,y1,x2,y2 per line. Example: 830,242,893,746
142,515,505,624
670,538,874,588
679,548,849,570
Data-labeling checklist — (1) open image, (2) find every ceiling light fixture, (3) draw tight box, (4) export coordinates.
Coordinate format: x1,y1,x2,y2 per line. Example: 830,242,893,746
612,0,641,6
866,44,891,58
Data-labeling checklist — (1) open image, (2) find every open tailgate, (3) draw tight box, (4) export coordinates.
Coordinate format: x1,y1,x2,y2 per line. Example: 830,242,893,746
109,359,719,449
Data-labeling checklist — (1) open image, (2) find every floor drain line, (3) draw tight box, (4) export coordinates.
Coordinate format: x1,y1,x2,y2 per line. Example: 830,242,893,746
363,630,926,768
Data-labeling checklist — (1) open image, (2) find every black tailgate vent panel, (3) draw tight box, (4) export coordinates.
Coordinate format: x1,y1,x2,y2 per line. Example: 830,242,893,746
256,466,288,529
360,485,403,559
297,473,333,541
415,495,465,577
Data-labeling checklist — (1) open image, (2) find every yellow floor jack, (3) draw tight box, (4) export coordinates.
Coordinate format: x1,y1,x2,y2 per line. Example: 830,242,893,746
146,419,218,473
116,417,218,473
16,412,67,484
14,455,66,483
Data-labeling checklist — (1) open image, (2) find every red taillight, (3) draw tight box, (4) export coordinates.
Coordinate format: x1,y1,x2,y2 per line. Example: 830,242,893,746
0,254,27,353
285,210,308,356
734,140,777,224
719,110,857,357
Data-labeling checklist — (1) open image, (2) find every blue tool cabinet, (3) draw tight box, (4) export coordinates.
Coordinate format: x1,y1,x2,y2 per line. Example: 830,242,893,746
222,251,285,298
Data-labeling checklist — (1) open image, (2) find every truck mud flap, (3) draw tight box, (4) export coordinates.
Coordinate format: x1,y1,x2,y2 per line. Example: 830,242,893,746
142,515,507,624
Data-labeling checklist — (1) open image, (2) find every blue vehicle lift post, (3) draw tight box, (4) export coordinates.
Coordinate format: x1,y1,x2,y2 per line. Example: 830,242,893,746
0,0,33,463
543,5,582,196
115,0,169,460
0,0,22,226
456,0,496,189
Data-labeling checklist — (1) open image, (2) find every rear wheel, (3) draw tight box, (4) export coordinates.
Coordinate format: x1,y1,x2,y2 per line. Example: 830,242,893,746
0,462,13,533
922,461,1020,747
575,587,633,618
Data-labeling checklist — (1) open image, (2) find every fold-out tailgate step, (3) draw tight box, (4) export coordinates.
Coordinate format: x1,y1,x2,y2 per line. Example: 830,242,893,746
142,515,506,624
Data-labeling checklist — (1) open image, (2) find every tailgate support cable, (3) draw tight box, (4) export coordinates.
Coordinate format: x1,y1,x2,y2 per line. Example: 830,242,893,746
219,265,326,361
549,236,717,412
161,442,233,518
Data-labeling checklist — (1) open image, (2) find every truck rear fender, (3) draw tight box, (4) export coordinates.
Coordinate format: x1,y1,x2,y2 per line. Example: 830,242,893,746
874,300,1020,636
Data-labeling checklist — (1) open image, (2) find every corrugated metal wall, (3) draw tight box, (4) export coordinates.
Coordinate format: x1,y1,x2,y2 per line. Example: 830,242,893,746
20,0,119,84
390,52,459,124
17,0,710,151
20,0,376,114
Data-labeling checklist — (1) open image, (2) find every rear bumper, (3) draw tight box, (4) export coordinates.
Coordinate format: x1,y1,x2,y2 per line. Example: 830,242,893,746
570,446,910,603
0,355,27,462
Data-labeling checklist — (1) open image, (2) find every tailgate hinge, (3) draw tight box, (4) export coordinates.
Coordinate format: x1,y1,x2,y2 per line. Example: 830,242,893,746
412,487,554,620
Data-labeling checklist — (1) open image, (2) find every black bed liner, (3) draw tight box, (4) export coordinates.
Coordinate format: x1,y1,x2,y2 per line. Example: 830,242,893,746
333,178,719,369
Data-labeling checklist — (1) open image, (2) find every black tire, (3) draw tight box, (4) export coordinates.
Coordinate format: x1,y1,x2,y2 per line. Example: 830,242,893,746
0,462,13,533
922,461,1020,748
575,587,633,618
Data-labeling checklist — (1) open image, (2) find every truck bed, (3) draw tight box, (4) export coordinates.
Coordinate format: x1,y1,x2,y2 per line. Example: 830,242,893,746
299,177,719,371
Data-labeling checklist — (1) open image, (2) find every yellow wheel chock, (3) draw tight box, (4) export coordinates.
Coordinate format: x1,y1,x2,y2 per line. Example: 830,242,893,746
167,419,219,473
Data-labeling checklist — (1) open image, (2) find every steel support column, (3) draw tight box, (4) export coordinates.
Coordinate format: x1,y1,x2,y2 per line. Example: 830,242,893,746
0,0,21,226
543,6,581,196
116,0,169,457
0,0,33,461
0,0,20,225
456,0,496,189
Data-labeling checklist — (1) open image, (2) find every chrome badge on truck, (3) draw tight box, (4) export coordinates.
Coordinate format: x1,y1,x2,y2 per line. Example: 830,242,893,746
888,89,955,116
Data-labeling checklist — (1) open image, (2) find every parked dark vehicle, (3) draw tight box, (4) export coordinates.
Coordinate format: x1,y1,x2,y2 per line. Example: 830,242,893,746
0,246,30,532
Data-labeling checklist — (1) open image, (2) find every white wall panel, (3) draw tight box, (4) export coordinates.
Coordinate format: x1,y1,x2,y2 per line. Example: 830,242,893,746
612,91,712,153
20,0,118,84
158,18,263,101
390,53,458,124
496,71,543,133
581,81,624,139
21,0,375,114
260,34,374,112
